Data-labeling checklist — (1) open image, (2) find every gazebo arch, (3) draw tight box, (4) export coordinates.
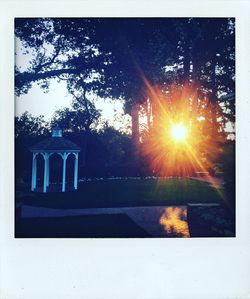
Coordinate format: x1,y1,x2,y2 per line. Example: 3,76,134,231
30,127,81,193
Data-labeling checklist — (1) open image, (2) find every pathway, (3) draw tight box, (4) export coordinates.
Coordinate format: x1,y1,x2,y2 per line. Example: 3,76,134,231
20,205,190,238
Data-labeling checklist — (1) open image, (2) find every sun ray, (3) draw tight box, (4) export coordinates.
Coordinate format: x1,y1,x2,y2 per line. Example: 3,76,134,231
140,80,224,180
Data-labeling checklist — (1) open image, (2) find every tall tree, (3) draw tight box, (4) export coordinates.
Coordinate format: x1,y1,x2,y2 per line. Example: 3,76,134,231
15,17,235,148
15,18,176,144
91,18,177,147
15,18,112,97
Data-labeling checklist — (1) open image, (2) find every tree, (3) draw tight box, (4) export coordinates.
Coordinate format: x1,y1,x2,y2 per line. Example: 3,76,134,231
15,18,176,147
15,112,49,138
15,18,113,98
15,112,50,182
15,18,235,173
137,18,235,176
51,100,101,166
51,101,100,134
97,126,133,176
91,18,177,147
172,18,235,126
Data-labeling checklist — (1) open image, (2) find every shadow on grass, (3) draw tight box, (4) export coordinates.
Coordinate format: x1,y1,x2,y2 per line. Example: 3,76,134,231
15,214,151,238
16,178,225,209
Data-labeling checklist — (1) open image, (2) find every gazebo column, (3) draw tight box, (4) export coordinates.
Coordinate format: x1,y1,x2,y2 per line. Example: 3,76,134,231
62,152,69,192
31,152,37,191
74,152,79,190
43,153,49,193
34,156,37,190
46,155,50,188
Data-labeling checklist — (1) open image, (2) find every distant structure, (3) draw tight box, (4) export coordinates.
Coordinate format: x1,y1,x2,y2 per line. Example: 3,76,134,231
30,126,80,193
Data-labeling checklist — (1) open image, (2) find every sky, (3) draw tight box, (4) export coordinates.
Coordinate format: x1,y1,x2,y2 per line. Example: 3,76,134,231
15,37,131,131
15,79,131,131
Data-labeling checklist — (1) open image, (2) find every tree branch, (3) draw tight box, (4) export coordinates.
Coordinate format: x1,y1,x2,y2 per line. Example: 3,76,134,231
34,37,63,72
15,68,82,89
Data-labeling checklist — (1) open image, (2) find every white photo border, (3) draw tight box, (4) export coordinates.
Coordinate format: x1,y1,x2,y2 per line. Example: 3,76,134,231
1,1,250,298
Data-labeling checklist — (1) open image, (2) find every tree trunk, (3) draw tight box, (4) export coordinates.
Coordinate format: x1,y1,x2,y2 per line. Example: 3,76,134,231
131,102,140,175
183,42,190,84
81,129,89,167
145,98,152,131
131,102,140,149
210,56,220,132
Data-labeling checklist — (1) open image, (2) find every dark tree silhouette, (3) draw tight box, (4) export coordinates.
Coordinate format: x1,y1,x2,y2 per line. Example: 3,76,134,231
15,18,235,176
15,113,50,181
15,18,235,127
51,100,101,166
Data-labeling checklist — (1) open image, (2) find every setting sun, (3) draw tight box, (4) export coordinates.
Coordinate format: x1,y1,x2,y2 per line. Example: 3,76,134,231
171,124,187,142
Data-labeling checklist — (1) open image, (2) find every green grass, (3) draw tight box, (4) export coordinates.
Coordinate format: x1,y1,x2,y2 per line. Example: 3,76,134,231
16,178,224,209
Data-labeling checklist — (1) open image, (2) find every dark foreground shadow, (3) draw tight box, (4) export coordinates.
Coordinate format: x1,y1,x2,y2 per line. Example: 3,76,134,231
187,204,235,237
15,214,150,238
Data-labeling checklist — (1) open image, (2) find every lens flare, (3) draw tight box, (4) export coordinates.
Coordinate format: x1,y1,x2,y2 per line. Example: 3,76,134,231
138,72,223,179
171,124,187,141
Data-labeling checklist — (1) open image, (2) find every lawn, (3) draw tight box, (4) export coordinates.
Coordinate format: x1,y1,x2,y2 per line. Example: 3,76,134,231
16,177,225,209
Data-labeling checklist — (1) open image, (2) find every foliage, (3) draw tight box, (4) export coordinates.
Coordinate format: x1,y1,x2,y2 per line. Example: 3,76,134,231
51,101,101,133
15,113,50,182
95,126,133,176
15,18,111,97
219,141,235,211
15,112,49,138
15,18,235,179
15,18,235,107
15,111,134,182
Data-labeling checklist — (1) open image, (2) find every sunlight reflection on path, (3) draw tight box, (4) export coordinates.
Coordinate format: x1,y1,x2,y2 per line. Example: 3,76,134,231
159,207,190,237
21,205,190,237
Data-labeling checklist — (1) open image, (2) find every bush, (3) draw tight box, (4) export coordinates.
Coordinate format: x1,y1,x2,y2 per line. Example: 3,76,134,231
220,141,235,212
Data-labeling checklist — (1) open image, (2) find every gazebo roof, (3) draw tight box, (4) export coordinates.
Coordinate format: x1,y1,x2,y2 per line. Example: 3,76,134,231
30,127,81,152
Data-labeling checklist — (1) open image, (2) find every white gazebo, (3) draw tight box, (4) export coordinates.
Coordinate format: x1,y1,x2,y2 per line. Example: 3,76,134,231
30,127,81,193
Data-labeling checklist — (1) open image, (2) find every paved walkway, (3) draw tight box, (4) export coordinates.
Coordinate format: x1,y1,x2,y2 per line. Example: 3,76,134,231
21,205,190,237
